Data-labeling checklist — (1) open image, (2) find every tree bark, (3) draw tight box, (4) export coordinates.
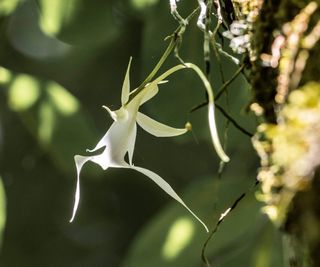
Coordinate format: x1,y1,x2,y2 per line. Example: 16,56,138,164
240,0,320,266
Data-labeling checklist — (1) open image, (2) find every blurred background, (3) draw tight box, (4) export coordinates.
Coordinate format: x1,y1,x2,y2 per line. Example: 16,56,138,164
0,0,283,266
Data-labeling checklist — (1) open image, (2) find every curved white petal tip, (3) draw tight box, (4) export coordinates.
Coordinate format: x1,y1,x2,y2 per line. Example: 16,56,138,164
131,165,209,232
137,112,187,137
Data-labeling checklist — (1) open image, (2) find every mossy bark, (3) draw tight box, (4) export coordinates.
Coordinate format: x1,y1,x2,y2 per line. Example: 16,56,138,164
247,1,320,266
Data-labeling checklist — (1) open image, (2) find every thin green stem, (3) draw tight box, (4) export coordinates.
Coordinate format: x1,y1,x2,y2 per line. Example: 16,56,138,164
132,37,177,98
128,7,199,102
190,101,252,138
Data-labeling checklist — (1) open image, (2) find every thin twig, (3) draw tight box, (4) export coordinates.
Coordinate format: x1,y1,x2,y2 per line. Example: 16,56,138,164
201,180,259,266
172,6,200,63
215,104,253,137
204,0,213,76
190,64,245,112
215,64,246,100
190,102,253,137
169,0,188,28
201,193,246,266
214,42,240,65
190,64,246,112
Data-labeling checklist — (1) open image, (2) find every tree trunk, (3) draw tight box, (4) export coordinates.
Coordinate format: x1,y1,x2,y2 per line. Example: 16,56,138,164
243,0,320,266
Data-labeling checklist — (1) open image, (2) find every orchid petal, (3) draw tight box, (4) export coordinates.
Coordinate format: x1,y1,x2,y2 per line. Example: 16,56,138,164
70,155,92,223
136,112,187,137
90,149,111,170
127,83,159,109
86,118,133,155
70,151,114,222
105,119,137,163
128,80,167,98
130,165,209,232
85,116,136,168
127,122,137,165
102,105,117,121
86,130,109,153
121,57,132,105
139,81,168,106
140,83,159,105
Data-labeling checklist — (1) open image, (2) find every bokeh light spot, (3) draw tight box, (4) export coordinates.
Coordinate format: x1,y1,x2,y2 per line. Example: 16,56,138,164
162,217,195,260
47,82,79,116
8,75,40,111
38,101,55,144
0,0,20,15
131,0,158,10
0,67,12,85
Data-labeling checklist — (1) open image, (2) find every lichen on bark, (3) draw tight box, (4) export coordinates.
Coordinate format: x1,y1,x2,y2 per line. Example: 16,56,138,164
253,82,320,226
239,0,320,265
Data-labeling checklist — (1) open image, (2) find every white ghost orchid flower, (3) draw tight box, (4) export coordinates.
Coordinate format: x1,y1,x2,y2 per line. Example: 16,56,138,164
70,58,229,233
70,58,208,231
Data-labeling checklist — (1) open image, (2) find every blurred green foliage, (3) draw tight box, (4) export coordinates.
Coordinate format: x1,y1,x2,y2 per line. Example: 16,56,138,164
1,67,97,172
0,0,282,266
122,178,283,267
37,0,121,46
0,0,20,16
